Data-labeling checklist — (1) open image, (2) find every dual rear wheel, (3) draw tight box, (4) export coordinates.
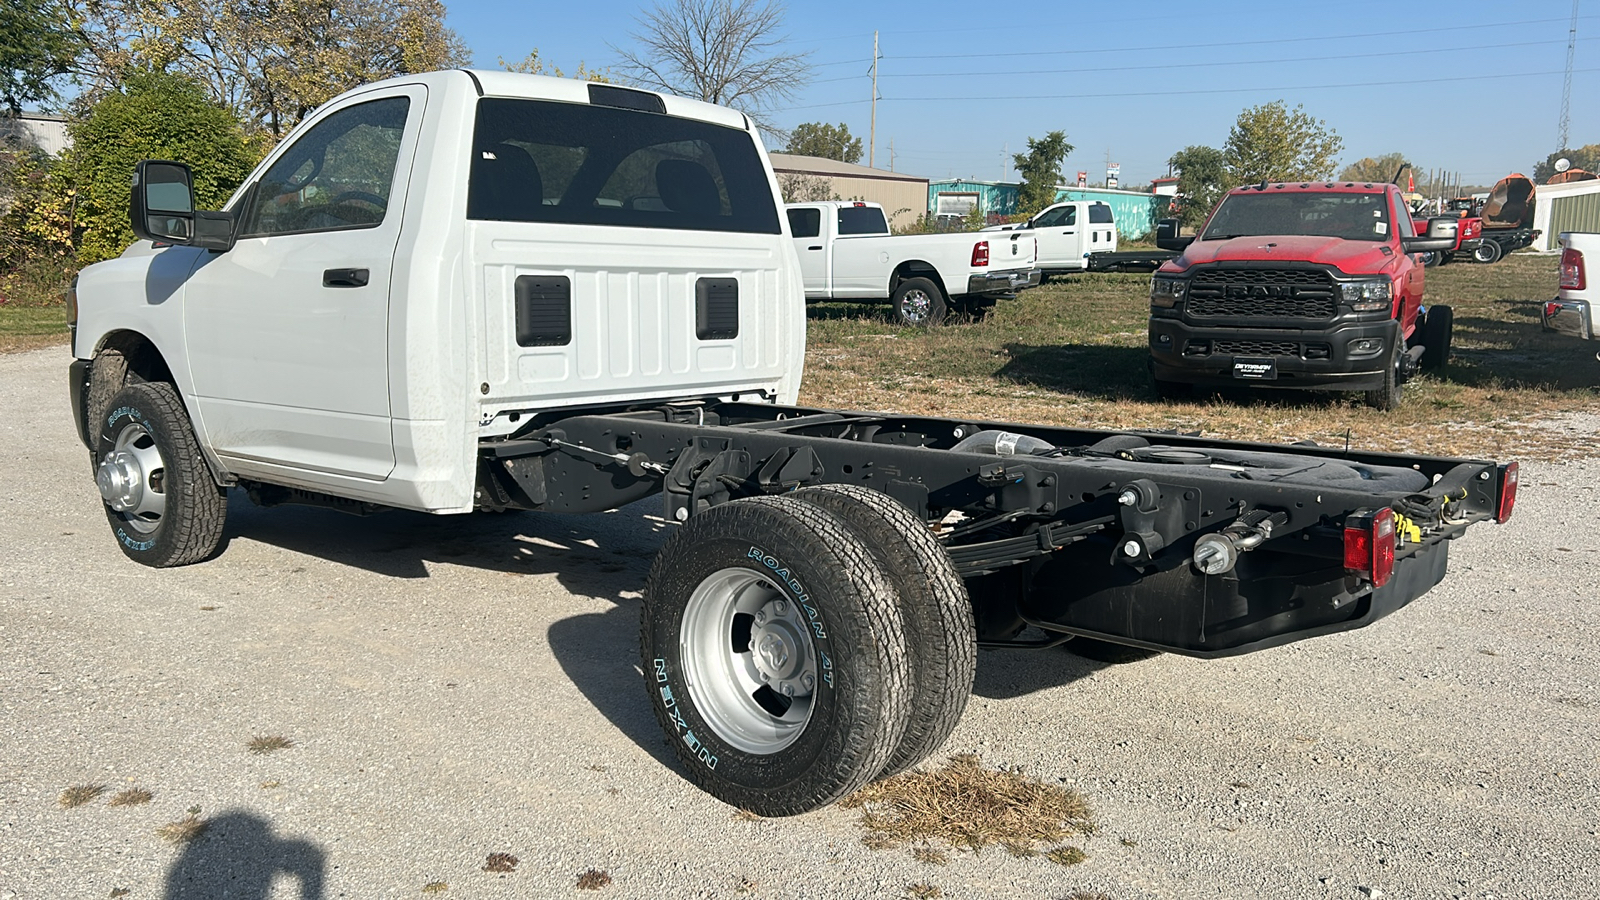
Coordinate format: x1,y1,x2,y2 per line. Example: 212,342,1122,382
641,488,976,816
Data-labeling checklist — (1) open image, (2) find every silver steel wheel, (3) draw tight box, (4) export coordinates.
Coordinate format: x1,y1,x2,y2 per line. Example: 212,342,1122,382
96,422,166,534
679,567,818,755
898,289,933,324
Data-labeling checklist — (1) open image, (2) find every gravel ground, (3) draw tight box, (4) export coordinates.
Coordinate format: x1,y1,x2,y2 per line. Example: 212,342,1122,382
2,346,1597,900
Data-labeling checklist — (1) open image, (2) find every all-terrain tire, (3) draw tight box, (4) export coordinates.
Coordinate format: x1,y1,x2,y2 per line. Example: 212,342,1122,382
85,348,148,464
1419,305,1454,370
95,382,227,567
641,496,912,816
791,485,976,778
891,277,948,327
1363,334,1405,410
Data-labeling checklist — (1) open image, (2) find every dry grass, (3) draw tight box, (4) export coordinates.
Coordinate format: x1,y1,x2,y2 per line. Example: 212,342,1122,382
246,735,294,755
108,788,153,807
1046,846,1089,866
911,846,949,866
575,868,612,890
156,814,208,845
840,754,1094,856
905,884,941,899
421,882,448,894
110,889,130,898
733,809,763,822
59,785,105,808
802,254,1598,460
482,852,518,873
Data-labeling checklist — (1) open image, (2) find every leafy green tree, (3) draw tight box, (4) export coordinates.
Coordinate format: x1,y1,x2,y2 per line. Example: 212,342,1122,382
1533,144,1600,182
1223,101,1342,185
1012,130,1072,216
1167,144,1227,229
784,122,861,163
49,70,255,264
69,0,470,138
1339,152,1413,185
0,0,79,114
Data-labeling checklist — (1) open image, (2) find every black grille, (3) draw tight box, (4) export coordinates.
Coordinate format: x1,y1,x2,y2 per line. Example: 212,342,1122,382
1187,268,1337,319
1214,339,1300,357
514,275,571,346
696,277,739,340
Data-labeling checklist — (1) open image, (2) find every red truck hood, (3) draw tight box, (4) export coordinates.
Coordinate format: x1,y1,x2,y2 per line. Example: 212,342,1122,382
1168,235,1394,276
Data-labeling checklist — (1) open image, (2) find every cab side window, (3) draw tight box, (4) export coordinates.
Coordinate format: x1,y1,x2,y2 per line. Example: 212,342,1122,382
787,208,821,238
239,97,410,238
1034,206,1068,228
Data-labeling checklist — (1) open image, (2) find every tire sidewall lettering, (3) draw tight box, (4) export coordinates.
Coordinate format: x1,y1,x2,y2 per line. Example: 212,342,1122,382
745,545,828,641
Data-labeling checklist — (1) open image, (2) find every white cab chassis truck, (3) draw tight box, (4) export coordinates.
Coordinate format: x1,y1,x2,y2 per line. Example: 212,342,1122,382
70,71,1518,817
785,201,1039,326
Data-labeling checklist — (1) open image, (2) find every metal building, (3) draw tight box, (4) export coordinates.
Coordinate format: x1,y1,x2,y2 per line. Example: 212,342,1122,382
1530,178,1600,250
768,153,930,229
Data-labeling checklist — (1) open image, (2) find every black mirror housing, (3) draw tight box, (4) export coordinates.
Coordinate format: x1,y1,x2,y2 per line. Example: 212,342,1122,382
129,160,236,252
1155,218,1195,252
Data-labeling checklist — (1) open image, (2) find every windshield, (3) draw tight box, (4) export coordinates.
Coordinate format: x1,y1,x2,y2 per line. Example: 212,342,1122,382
1202,192,1390,242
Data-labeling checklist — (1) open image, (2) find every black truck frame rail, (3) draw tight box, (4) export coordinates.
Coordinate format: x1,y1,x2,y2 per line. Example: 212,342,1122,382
474,398,1511,659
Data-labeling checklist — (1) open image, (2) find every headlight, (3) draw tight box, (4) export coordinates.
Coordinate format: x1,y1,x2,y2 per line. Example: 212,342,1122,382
1150,277,1187,307
1340,279,1392,311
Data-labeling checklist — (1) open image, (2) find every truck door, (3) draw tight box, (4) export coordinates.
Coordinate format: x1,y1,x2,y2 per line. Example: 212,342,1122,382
1030,204,1078,270
787,206,829,297
1087,202,1118,255
830,204,892,297
182,86,425,481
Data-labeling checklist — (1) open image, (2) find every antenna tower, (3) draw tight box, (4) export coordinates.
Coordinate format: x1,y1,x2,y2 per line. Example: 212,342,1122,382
1559,0,1580,151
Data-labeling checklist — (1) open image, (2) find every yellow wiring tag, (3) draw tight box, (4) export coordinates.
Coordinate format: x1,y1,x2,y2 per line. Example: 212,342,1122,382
1393,512,1422,545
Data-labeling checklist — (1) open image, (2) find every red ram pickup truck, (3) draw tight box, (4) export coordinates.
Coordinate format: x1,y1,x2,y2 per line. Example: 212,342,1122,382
1150,181,1459,409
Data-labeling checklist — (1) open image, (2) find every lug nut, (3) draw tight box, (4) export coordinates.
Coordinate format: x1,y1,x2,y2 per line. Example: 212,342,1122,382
755,610,767,625
801,673,815,690
780,683,795,697
773,600,787,615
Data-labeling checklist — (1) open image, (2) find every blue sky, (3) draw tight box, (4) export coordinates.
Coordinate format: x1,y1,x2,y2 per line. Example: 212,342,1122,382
446,0,1597,188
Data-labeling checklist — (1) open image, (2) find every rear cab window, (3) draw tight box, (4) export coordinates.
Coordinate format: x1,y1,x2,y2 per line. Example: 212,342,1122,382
467,98,780,234
836,205,888,236
1088,203,1114,224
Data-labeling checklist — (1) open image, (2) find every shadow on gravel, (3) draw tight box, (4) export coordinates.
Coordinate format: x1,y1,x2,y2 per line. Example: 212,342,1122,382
163,810,324,899
220,495,670,603
548,604,679,769
971,644,1113,699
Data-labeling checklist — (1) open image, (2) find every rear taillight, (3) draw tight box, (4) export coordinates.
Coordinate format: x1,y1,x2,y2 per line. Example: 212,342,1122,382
1560,248,1586,290
1496,461,1519,523
1344,507,1396,588
971,241,989,267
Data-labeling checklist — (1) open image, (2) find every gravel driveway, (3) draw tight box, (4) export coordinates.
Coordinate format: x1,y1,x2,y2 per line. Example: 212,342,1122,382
2,346,1596,899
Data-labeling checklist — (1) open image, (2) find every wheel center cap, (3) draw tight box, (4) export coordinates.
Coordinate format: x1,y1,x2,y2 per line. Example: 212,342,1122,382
96,451,143,511
757,631,790,672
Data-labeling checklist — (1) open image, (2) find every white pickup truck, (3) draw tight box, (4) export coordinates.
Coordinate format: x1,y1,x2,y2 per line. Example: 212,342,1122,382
982,199,1118,276
69,69,1518,819
1544,231,1599,356
785,200,1038,326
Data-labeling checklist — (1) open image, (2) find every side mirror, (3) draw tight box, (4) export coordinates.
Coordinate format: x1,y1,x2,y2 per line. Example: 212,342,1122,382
129,160,236,252
1401,216,1458,253
1155,218,1194,252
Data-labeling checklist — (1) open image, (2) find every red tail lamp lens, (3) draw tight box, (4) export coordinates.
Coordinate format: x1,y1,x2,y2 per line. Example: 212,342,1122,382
971,241,989,267
1560,248,1586,290
1496,462,1519,523
1344,507,1396,588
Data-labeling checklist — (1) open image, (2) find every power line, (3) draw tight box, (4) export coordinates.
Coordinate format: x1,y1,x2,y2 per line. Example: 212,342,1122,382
878,15,1596,62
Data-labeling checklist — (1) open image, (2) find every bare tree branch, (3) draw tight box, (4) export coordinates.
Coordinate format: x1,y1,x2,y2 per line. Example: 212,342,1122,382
610,0,810,131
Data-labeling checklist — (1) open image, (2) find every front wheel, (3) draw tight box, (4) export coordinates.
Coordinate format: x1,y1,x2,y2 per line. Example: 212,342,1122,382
94,382,227,567
1472,239,1503,264
642,497,912,816
891,277,948,327
1363,336,1405,410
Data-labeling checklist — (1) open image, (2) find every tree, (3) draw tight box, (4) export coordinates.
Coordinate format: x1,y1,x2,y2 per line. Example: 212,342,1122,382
1167,144,1227,230
67,0,471,138
43,70,255,264
1533,144,1600,182
777,172,837,203
1339,152,1414,185
499,50,611,83
612,0,810,130
1223,101,1342,185
1,0,79,114
1012,131,1072,216
784,122,861,163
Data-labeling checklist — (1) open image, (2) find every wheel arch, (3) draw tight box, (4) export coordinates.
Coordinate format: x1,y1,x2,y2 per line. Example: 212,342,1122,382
889,261,948,299
87,329,231,487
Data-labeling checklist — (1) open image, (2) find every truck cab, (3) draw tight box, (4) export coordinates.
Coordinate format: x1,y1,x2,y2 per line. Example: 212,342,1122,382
983,200,1118,276
1148,182,1458,409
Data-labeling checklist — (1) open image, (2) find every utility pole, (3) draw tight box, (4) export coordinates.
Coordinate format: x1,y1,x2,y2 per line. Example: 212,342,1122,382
1559,0,1580,151
889,138,896,172
869,31,879,169
1001,143,1007,181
